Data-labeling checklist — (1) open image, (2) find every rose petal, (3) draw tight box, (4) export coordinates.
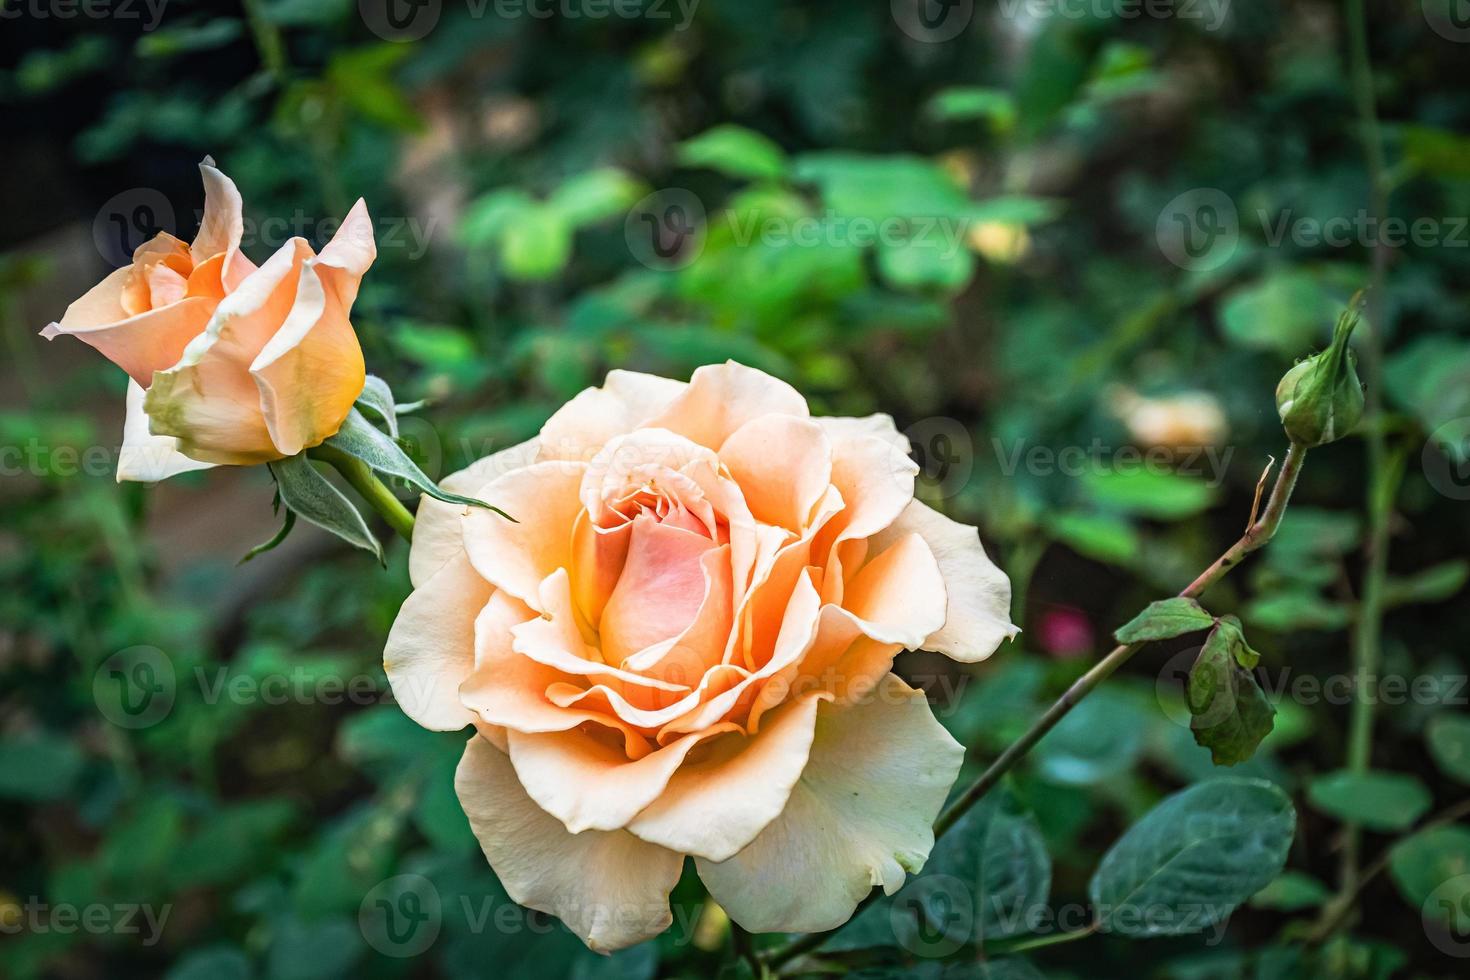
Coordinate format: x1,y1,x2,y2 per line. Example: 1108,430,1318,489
383,553,489,731
463,460,587,610
538,369,687,462
144,239,314,464
600,515,716,666
116,379,216,483
455,733,684,952
644,361,809,451
409,438,539,588
41,264,216,388
507,723,736,834
718,414,833,531
869,500,1017,662
695,673,963,933
627,694,820,862
193,159,256,289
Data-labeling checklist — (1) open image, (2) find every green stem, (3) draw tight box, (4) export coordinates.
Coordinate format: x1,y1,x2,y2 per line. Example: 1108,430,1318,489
312,445,416,542
1339,0,1393,901
241,0,288,82
990,922,1100,956
764,445,1308,972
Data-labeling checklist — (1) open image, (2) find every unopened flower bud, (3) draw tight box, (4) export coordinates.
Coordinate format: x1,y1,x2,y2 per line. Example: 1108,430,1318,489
1275,297,1366,447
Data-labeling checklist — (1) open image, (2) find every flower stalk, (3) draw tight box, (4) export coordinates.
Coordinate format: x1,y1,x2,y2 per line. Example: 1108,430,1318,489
311,444,416,542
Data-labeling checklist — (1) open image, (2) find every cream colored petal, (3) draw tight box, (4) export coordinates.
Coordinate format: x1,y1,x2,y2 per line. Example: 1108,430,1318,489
116,379,217,483
816,413,912,455
462,460,587,610
193,159,255,289
718,414,833,531
842,531,948,649
249,202,374,456
455,734,684,952
144,239,313,464
408,438,539,588
869,500,1016,662
538,369,687,462
599,515,716,666
696,674,964,934
383,553,489,731
628,694,820,862
644,360,809,451
507,724,734,834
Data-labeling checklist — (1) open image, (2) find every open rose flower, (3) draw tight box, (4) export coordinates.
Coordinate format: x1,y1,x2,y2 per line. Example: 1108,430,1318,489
42,160,375,481
385,362,1016,950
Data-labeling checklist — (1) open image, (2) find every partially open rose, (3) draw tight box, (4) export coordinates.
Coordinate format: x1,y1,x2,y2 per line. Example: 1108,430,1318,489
42,161,375,480
386,362,1015,950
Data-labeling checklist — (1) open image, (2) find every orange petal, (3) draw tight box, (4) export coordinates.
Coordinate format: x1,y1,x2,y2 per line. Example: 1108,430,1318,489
463,460,587,610
408,438,540,588
538,369,687,462
115,379,216,483
718,414,833,531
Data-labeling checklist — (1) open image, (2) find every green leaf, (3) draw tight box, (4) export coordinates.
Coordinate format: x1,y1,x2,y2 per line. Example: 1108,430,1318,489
1388,825,1470,931
1220,268,1332,354
1383,560,1469,609
1045,510,1140,564
269,454,383,563
548,168,645,228
324,409,512,518
1213,615,1261,669
677,124,789,181
459,189,534,247
1249,870,1331,911
1400,123,1470,180
355,374,398,438
824,787,1050,952
925,87,1017,132
1082,468,1217,520
1307,770,1432,831
1114,597,1216,644
1089,778,1295,936
240,508,296,564
500,203,572,280
1426,714,1470,785
1035,687,1146,786
877,234,975,295
0,733,84,801
1187,624,1276,766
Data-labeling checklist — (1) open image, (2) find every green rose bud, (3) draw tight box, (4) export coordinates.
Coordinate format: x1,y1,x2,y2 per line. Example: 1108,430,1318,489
1275,297,1366,447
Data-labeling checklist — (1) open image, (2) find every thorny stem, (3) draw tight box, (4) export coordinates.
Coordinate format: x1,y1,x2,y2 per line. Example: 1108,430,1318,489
763,445,1309,972
311,444,416,542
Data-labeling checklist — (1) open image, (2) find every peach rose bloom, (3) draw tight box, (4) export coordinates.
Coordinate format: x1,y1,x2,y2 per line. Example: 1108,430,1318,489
386,362,1016,951
42,161,375,481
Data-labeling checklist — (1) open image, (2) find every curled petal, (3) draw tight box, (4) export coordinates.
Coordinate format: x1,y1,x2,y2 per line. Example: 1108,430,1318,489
193,159,256,289
696,674,963,934
455,734,684,953
870,500,1017,662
